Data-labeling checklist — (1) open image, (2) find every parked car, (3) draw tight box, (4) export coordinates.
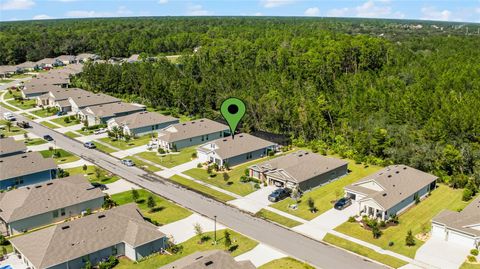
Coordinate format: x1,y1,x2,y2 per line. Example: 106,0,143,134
43,135,53,141
94,128,107,135
91,182,107,190
83,141,96,149
268,188,291,202
56,111,66,116
334,197,352,210
16,121,30,128
3,112,15,121
121,159,135,166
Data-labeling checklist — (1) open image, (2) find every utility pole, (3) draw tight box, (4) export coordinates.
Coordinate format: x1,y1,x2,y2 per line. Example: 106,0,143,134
214,215,217,245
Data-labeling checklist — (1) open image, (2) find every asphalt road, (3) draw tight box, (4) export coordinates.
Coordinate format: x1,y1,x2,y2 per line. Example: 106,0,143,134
0,98,386,269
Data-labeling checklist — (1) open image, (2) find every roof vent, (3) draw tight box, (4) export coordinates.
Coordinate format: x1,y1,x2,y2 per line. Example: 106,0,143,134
98,214,106,219
223,139,227,142
200,119,204,122
403,167,407,170
239,135,243,138
298,154,303,157
395,171,400,174
62,225,70,230
21,155,27,158
35,185,42,188
382,193,387,196
205,261,214,266
47,182,53,186
195,256,204,261
182,123,186,126
388,175,392,178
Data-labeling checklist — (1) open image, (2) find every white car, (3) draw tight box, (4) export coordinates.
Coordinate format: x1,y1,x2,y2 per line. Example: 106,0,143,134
94,128,107,135
3,112,15,121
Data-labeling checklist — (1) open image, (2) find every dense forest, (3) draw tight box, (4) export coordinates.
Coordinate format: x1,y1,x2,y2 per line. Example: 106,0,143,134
2,17,480,193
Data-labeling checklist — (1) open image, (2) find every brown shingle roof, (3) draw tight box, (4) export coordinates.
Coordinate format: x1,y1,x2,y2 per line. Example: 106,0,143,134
157,119,229,143
0,152,57,181
0,174,104,222
433,196,480,237
69,93,120,108
10,204,166,269
111,111,178,130
158,250,256,269
198,133,276,160
82,102,145,118
0,137,26,156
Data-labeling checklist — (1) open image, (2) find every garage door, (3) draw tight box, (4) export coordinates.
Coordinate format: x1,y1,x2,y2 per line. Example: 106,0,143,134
431,224,446,239
197,151,209,163
448,230,476,248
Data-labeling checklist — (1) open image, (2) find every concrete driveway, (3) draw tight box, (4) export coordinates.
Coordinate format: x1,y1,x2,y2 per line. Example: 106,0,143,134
227,186,277,213
103,179,141,195
293,205,357,240
235,243,287,267
158,213,225,243
415,237,470,269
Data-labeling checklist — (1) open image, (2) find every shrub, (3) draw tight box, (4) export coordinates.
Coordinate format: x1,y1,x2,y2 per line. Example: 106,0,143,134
0,234,8,245
64,117,71,124
388,241,394,247
158,147,166,154
307,197,317,213
379,220,386,228
191,152,197,159
196,163,202,168
254,183,260,189
389,214,399,224
468,255,477,263
372,225,382,239
405,230,416,246
463,188,474,201
244,169,249,176
240,175,249,183
471,249,479,256
348,216,356,223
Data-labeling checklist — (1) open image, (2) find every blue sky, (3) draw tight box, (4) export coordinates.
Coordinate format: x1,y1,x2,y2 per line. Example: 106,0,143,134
0,0,479,22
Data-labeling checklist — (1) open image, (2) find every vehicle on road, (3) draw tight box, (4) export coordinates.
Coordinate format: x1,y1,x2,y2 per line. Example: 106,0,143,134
83,141,96,149
43,135,53,141
268,188,291,202
94,128,107,135
16,121,30,128
334,197,352,210
121,159,135,166
56,111,66,116
3,112,15,121
90,182,107,190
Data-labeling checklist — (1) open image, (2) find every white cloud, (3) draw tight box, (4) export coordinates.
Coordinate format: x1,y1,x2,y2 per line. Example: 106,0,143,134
421,7,452,21
158,0,168,4
254,12,263,16
327,0,403,19
0,0,35,10
304,7,320,16
66,6,132,18
261,0,296,8
33,14,52,20
186,4,212,16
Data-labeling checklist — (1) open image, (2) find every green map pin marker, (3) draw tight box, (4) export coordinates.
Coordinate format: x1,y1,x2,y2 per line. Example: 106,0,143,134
220,98,246,139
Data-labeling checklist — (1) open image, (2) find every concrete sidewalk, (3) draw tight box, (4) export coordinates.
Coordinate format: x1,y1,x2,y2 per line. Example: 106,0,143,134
235,243,287,267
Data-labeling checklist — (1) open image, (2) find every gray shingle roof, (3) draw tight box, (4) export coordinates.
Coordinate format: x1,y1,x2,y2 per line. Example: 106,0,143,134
0,174,104,222
10,203,166,269
198,133,276,160
15,61,37,69
0,137,26,156
69,93,120,108
345,165,438,210
111,111,178,130
82,102,145,118
35,58,58,65
56,55,76,62
157,119,229,143
250,150,348,184
0,151,57,181
22,81,63,95
40,87,91,101
433,196,480,237
158,250,256,269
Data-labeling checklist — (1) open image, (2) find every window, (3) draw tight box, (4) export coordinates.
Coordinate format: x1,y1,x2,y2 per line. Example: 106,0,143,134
53,210,59,218
201,135,204,141
112,246,118,255
206,134,209,140
60,208,66,216
14,177,24,185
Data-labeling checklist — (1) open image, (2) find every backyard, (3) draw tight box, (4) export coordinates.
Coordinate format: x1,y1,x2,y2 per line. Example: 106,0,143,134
65,165,120,184
134,145,197,168
99,134,152,150
334,184,470,258
170,175,235,202
111,189,192,225
271,158,383,220
115,229,257,269
39,148,80,164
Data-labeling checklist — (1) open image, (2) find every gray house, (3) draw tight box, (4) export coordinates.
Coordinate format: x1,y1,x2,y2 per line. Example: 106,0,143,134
68,93,120,114
344,165,438,220
0,174,105,235
0,152,57,190
197,133,277,167
249,150,348,191
21,79,66,99
159,250,256,269
78,102,146,126
107,111,179,136
56,55,77,65
36,88,91,112
0,137,26,157
10,203,168,269
157,119,229,151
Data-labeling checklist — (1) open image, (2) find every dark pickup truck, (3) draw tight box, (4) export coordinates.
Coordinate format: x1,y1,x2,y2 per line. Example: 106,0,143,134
16,121,31,128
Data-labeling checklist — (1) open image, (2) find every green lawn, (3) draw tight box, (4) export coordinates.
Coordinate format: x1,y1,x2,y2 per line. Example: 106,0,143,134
20,112,37,120
255,209,302,228
0,119,27,136
1,243,13,254
22,138,47,146
99,134,153,150
77,128,93,136
128,156,162,172
271,159,383,220
7,98,36,110
65,165,120,184
65,131,80,138
30,108,59,118
40,120,60,129
0,102,19,111
170,175,236,202
94,142,118,154
116,229,257,269
111,189,191,225
460,262,480,269
4,90,22,100
259,257,315,269
39,148,80,164
135,146,197,168
50,116,80,127
323,234,408,268
335,184,471,258
0,79,14,84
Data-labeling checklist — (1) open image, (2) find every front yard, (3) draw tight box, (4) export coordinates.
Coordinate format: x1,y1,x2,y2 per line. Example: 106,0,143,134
50,115,80,127
334,184,470,258
6,98,36,110
98,134,152,150
111,189,191,225
40,120,60,129
39,148,80,164
259,257,315,269
65,165,120,184
22,138,47,146
255,209,302,228
271,158,382,220
134,146,197,168
170,175,236,202
128,156,162,173
115,229,257,269
0,119,27,136
94,142,118,154
30,108,58,118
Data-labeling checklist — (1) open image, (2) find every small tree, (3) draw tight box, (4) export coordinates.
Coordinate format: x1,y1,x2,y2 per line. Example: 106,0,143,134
307,197,317,213
372,225,382,239
124,134,131,142
244,169,249,177
224,230,232,249
131,189,140,202
212,163,219,171
103,195,117,209
82,164,88,172
1,246,7,257
194,223,203,243
405,230,416,246
207,165,212,174
94,166,103,180
5,121,12,132
147,195,156,211
224,161,230,170
0,234,7,245
223,172,230,181
191,152,197,159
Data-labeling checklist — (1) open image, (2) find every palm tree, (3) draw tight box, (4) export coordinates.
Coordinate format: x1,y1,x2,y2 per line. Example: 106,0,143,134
111,126,121,140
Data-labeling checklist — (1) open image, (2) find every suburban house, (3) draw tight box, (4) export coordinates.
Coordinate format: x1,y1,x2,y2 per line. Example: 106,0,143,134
36,88,91,112
78,102,146,126
158,250,256,269
0,174,105,236
197,133,277,167
0,152,58,190
68,93,120,114
76,53,98,63
10,203,168,269
56,55,77,65
35,58,62,69
21,82,63,99
107,111,179,136
344,165,438,220
0,137,26,157
157,118,229,151
0,65,17,78
15,61,37,72
249,150,348,191
431,196,480,248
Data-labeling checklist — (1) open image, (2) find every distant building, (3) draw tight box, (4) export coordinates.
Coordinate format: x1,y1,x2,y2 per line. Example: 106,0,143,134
0,66,17,78
56,55,77,65
197,133,277,167
76,53,98,63
0,137,26,157
36,88,91,112
157,119,229,151
10,204,168,269
249,150,348,191
22,75,70,99
107,111,179,136
15,61,37,72
159,250,256,269
35,58,62,69
0,174,105,235
78,102,146,126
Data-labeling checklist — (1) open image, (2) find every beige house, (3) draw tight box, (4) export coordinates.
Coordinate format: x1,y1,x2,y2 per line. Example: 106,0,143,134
159,250,256,269
68,93,120,114
36,88,91,112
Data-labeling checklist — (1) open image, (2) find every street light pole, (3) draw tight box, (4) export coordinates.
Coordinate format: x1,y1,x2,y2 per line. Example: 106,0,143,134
214,215,217,245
